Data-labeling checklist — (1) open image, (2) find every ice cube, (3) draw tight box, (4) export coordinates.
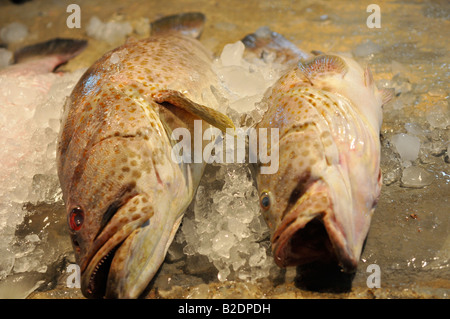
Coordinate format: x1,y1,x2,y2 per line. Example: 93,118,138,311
0,22,28,44
86,16,133,44
212,231,236,258
248,245,267,267
401,166,434,188
390,133,421,162
220,41,245,67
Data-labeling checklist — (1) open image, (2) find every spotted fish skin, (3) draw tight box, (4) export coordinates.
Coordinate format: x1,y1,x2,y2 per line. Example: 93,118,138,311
57,14,233,298
256,54,391,271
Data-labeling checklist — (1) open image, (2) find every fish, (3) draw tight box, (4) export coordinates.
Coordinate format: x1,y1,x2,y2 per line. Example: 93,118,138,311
56,12,234,299
252,37,393,271
241,26,312,67
0,38,87,77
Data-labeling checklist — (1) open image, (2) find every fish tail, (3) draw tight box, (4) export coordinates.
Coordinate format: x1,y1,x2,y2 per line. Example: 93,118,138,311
150,12,206,39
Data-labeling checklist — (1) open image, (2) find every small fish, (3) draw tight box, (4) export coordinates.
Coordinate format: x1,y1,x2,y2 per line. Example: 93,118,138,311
1,38,87,78
57,13,234,298
241,26,312,66
253,41,392,271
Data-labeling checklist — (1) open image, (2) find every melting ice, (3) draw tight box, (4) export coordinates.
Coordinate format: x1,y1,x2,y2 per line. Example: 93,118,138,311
0,67,86,297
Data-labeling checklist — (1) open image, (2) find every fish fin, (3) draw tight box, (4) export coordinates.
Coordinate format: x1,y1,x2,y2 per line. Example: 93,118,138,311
297,55,348,83
380,88,395,105
153,89,235,133
364,65,374,87
241,26,311,63
150,12,205,39
13,38,87,64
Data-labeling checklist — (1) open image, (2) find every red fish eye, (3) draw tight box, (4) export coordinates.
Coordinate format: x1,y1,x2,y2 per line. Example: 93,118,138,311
69,207,84,231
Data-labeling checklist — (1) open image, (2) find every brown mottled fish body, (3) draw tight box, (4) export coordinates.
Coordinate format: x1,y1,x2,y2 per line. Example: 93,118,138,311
255,51,392,271
57,13,233,298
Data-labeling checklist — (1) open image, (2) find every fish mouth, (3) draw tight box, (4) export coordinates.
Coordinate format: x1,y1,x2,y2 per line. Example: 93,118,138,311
80,193,150,299
274,216,335,267
272,180,358,272
79,192,182,299
83,242,123,299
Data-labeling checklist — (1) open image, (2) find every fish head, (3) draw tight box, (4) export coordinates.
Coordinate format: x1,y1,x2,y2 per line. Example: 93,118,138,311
64,134,188,298
257,125,340,269
298,54,392,132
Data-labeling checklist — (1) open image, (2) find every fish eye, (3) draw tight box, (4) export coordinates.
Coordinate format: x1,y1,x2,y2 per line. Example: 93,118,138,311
69,207,84,231
260,192,271,210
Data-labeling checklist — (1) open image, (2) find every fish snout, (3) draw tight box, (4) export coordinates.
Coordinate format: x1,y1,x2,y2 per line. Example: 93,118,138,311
79,193,155,298
271,179,360,272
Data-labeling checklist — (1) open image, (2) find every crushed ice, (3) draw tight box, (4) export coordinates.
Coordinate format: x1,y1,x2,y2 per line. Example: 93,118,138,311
0,66,86,297
86,16,133,44
177,164,275,282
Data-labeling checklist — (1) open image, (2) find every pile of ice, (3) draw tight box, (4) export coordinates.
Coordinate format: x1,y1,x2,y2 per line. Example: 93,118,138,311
377,58,449,188
0,67,86,297
86,16,133,44
86,16,150,45
171,40,287,282
212,40,284,127
384,117,448,188
177,164,276,282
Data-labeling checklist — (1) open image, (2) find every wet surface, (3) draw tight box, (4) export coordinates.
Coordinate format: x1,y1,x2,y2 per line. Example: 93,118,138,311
0,0,448,298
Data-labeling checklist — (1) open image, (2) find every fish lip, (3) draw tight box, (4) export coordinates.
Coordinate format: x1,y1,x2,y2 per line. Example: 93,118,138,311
271,192,358,272
80,195,143,299
81,241,123,299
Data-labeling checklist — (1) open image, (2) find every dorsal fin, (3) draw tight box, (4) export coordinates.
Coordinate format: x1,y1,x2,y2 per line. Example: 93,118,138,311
297,55,348,83
150,12,205,39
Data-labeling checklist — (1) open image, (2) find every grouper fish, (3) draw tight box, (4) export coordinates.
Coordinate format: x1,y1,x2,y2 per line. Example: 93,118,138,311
252,39,392,271
57,12,234,298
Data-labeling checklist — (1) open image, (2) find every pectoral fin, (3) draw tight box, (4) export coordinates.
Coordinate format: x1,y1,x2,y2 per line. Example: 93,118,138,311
153,89,235,133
